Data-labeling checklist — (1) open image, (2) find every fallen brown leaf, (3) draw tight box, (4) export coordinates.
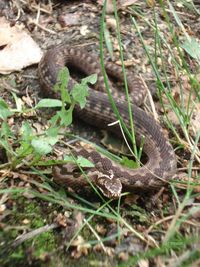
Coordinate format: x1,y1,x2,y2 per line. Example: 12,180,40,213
0,17,42,74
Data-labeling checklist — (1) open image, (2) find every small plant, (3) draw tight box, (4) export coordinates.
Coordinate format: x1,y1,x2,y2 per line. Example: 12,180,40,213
0,68,97,169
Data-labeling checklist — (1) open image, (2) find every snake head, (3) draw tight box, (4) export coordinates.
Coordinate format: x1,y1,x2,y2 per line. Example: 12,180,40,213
94,170,122,198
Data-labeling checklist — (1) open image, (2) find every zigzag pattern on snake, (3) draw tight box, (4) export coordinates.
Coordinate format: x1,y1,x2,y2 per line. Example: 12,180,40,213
38,45,177,198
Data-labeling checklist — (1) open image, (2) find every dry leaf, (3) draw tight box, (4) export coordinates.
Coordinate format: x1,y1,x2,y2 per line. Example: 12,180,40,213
96,224,107,235
80,25,90,36
174,172,200,193
22,219,30,224
98,0,139,13
138,259,149,267
58,13,80,27
0,17,42,74
106,17,117,30
118,251,129,261
190,103,200,137
146,0,156,7
0,204,6,213
119,0,139,7
97,0,115,13
71,235,91,258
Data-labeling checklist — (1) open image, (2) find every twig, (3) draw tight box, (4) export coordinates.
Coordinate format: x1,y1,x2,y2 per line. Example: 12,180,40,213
30,20,57,35
141,74,159,121
83,218,106,253
11,223,59,248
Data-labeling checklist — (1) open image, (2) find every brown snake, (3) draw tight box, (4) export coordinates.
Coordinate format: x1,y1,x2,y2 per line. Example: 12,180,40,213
38,45,177,198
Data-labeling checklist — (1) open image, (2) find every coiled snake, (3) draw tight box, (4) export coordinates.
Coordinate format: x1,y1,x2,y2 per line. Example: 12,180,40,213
38,45,177,198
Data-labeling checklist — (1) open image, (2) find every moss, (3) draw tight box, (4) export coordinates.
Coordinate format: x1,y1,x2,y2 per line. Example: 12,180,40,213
0,197,57,267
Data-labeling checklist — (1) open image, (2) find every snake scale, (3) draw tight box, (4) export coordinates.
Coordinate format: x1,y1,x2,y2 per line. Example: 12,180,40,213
38,45,177,198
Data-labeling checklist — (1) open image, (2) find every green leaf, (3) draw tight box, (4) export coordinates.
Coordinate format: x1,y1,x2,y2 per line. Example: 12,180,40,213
57,108,73,127
63,155,75,162
82,74,97,85
0,139,11,152
0,98,13,119
0,108,13,120
35,99,62,108
12,92,23,112
49,113,59,125
47,126,59,138
31,135,58,155
71,84,89,109
45,136,59,146
121,156,138,169
63,155,95,167
36,159,67,166
57,67,70,88
21,122,33,141
0,98,9,109
71,74,96,109
54,67,71,104
182,38,200,60
1,121,14,138
32,138,52,155
104,27,113,58
77,156,95,167
16,141,33,157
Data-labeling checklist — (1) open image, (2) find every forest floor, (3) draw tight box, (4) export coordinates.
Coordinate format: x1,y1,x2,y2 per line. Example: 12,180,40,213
0,0,200,266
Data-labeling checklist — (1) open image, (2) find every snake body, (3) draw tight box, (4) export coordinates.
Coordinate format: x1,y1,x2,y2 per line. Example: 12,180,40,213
38,45,177,198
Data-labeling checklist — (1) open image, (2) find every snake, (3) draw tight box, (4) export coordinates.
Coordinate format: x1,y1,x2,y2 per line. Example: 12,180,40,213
38,45,177,198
